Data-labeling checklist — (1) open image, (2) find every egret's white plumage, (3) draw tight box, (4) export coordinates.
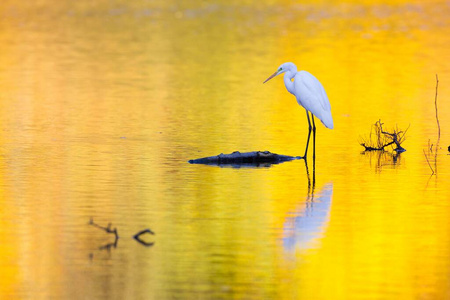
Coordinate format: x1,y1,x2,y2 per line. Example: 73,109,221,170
264,62,333,129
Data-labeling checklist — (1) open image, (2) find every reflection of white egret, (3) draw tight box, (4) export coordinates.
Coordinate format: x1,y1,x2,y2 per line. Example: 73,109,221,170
283,183,333,252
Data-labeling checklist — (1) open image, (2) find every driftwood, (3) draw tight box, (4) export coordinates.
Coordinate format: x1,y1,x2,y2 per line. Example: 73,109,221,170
89,218,119,250
360,120,408,153
133,229,155,247
188,151,302,166
89,218,155,250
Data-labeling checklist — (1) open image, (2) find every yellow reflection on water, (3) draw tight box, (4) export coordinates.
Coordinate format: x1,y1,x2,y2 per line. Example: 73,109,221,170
0,0,450,299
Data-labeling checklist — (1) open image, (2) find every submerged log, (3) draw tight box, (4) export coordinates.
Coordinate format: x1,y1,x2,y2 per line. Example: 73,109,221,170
188,151,302,166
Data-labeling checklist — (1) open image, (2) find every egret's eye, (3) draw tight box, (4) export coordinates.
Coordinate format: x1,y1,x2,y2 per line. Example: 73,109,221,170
278,68,282,71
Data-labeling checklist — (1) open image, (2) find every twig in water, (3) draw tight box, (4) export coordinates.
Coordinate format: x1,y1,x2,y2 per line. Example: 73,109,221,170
435,74,440,141
133,229,155,247
424,75,440,175
360,120,408,152
89,218,119,250
434,74,440,174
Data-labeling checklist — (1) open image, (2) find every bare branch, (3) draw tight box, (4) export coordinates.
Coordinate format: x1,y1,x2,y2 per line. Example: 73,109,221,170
360,120,407,152
424,74,440,176
89,218,119,250
435,74,440,141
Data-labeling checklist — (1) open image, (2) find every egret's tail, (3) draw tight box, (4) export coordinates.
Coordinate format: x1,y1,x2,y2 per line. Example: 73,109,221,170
320,113,334,129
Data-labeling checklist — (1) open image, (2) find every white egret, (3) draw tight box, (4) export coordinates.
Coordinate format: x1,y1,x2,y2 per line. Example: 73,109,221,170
263,62,333,157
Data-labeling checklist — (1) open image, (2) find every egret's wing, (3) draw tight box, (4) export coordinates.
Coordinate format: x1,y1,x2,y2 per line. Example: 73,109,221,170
295,71,331,111
294,71,333,129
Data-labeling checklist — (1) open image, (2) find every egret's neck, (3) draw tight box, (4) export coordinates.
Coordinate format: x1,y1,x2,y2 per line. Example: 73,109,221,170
283,71,296,95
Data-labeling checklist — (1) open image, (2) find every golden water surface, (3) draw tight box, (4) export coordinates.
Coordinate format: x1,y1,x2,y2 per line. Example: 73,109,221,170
1,0,450,299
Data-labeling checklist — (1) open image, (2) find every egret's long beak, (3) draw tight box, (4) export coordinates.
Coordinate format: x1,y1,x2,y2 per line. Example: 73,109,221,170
263,71,279,84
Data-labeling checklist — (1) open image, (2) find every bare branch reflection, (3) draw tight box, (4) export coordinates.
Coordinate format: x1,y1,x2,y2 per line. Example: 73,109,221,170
361,150,402,172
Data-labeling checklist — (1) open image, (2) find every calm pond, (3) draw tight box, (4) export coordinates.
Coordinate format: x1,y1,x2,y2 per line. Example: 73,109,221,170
1,1,449,299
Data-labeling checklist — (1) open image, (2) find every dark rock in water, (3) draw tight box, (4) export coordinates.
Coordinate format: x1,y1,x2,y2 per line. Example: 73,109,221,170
188,151,302,167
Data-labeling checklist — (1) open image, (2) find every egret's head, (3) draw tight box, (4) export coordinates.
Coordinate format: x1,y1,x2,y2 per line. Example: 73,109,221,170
263,62,297,83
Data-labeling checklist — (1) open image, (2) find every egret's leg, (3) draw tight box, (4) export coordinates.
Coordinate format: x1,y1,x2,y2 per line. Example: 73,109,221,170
304,111,312,158
307,110,312,131
312,115,316,160
312,114,316,132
